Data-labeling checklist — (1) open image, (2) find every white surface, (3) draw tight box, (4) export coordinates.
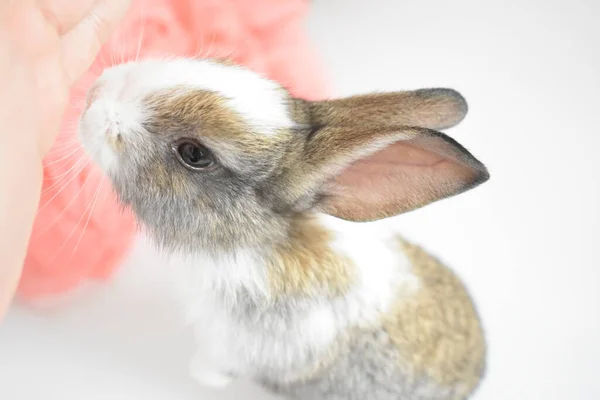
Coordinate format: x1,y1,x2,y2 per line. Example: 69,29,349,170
1,0,599,399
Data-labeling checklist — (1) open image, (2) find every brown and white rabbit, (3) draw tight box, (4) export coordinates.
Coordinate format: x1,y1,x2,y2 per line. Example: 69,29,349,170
79,58,489,400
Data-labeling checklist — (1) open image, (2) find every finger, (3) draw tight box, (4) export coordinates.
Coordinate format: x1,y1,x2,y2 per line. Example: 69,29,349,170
36,0,97,35
60,0,131,84
0,153,43,322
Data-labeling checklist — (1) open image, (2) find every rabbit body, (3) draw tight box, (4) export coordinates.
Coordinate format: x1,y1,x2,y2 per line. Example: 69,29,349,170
183,215,485,400
78,58,489,400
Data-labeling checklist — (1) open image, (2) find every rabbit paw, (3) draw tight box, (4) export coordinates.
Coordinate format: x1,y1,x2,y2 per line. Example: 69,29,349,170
190,354,234,388
191,368,233,388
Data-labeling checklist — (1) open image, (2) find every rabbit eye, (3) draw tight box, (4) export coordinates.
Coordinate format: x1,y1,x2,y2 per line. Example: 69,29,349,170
172,139,214,170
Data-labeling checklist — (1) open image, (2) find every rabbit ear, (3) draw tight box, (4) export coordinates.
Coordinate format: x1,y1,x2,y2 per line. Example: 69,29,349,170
307,88,468,131
297,125,488,222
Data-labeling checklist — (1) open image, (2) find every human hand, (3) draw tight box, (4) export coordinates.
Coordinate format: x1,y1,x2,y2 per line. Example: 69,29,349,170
0,0,131,320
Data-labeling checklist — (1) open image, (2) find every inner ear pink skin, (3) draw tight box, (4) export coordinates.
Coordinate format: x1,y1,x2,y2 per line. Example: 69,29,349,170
324,137,485,222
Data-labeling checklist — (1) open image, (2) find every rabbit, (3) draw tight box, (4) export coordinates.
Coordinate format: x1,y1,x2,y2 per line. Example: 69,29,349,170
78,57,489,400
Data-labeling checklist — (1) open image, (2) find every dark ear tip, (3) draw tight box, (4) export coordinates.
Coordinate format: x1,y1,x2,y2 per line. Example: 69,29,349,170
442,88,468,114
476,164,491,185
428,88,468,113
415,88,469,129
470,160,491,189
424,128,488,185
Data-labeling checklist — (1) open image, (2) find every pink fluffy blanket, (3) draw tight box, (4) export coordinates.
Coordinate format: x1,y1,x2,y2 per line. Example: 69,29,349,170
20,0,329,299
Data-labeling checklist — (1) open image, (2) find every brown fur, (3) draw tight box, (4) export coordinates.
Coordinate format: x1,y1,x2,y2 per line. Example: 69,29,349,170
264,232,486,393
264,233,486,394
287,97,313,126
383,238,486,398
308,89,468,131
85,83,102,111
144,88,248,141
144,88,290,159
108,132,125,152
147,155,189,195
210,57,238,67
267,215,355,298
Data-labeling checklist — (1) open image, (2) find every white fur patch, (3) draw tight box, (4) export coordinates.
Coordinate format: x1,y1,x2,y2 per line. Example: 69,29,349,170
166,247,269,316
79,93,146,174
97,58,293,134
168,214,418,385
318,214,419,327
167,247,338,380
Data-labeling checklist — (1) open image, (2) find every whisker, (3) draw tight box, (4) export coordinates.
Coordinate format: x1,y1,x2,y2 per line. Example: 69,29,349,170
192,44,205,60
68,100,87,109
135,5,147,62
66,177,106,264
221,45,240,63
37,158,90,213
192,23,207,60
117,28,125,65
89,47,109,74
99,50,110,70
54,129,81,144
62,115,84,129
33,165,96,238
51,127,82,143
51,125,83,144
101,45,112,67
46,139,81,156
110,40,117,67
198,30,216,60
43,145,83,167
41,154,88,194
206,30,217,58
47,176,104,265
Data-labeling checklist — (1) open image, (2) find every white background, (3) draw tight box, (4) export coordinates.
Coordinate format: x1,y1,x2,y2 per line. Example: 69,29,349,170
1,0,599,399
